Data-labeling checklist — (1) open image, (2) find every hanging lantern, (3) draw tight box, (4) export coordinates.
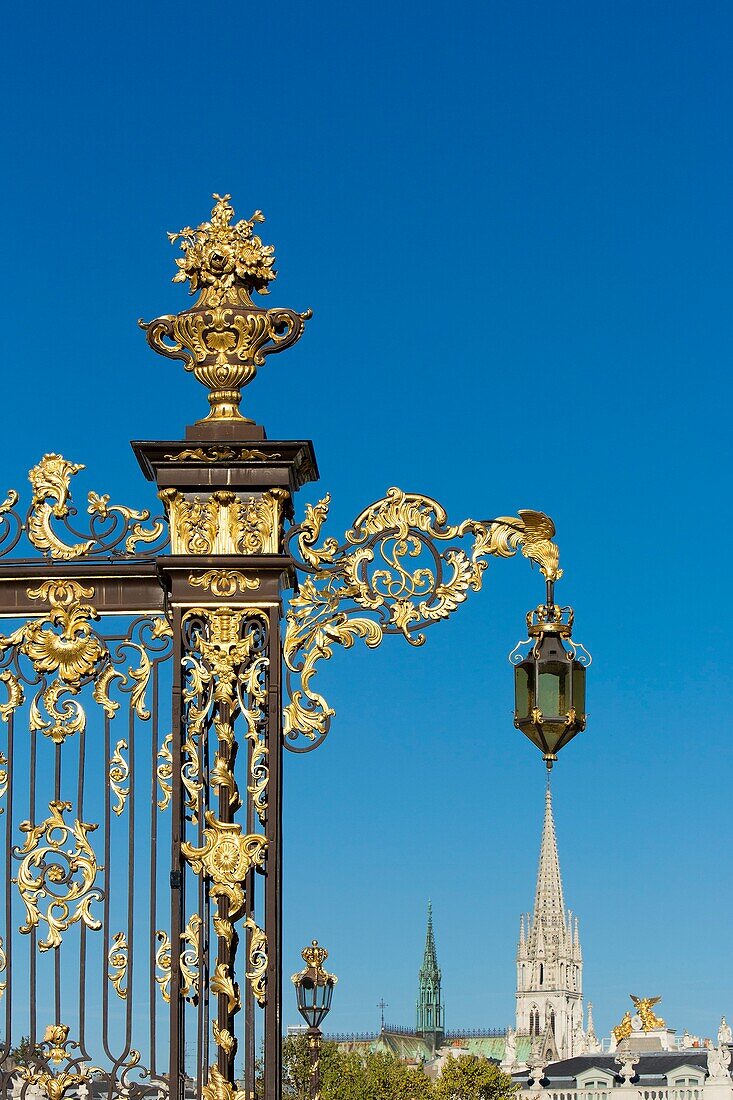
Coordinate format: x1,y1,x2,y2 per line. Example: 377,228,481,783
510,597,590,770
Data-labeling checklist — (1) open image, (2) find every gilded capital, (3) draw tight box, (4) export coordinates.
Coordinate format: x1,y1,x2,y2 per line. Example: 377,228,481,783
140,194,311,425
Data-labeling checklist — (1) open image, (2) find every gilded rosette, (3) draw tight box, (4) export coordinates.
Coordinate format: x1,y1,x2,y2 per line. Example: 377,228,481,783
140,194,311,424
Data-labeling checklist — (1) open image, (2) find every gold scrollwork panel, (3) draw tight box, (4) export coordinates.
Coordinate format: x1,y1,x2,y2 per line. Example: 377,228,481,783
14,800,103,951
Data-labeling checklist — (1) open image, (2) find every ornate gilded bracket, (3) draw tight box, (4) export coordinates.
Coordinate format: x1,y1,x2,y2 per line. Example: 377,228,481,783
283,487,561,750
139,194,310,425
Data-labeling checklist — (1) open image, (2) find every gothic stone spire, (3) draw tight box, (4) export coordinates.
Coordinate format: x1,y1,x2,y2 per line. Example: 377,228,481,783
515,780,583,1060
533,782,566,926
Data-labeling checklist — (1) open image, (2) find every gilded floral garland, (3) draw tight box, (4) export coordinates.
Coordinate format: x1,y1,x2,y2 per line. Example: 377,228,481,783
181,606,271,1055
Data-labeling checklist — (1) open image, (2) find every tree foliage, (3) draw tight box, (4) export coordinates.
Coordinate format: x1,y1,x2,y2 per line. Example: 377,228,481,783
281,1037,516,1100
8,1037,41,1068
434,1054,518,1100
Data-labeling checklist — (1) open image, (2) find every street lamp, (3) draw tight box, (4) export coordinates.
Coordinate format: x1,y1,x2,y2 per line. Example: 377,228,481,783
292,941,337,1100
510,581,591,770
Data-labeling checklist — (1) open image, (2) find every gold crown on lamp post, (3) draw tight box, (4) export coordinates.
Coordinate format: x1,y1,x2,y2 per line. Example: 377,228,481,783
140,193,311,425
291,939,338,986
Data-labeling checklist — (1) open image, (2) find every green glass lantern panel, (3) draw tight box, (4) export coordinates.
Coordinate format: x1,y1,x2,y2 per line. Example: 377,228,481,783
537,660,569,717
514,664,532,718
572,664,586,717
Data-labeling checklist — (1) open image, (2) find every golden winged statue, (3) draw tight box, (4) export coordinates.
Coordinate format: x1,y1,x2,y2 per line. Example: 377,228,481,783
631,995,665,1032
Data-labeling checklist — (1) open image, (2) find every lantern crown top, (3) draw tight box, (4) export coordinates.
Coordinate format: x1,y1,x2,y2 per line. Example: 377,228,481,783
302,939,329,972
527,602,574,638
168,193,276,306
292,940,338,987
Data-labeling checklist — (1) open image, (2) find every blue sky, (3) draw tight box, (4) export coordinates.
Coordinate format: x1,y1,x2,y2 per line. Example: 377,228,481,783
3,0,733,1045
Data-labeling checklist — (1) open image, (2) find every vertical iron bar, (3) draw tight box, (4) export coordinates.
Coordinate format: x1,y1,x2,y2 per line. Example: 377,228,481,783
2,712,13,1061
264,606,282,1100
123,700,136,1059
29,725,37,1048
244,728,255,1099
77,723,89,1059
150,659,159,1076
54,742,61,1027
102,714,114,1062
169,605,185,1100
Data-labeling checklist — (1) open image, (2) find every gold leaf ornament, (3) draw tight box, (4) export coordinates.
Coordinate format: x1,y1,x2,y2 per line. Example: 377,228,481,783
210,961,239,1014
202,1065,248,1100
180,912,202,1004
24,454,167,559
155,930,172,1002
213,1022,236,1055
0,579,109,744
108,931,129,999
189,569,260,598
18,1024,91,1100
109,739,130,816
244,917,268,1006
156,733,173,811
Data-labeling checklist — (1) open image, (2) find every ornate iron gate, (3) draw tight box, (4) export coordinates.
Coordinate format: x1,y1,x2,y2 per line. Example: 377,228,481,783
0,194,571,1100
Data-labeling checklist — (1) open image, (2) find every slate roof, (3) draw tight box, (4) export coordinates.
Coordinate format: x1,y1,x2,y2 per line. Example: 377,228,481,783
543,1053,708,1077
515,1051,712,1088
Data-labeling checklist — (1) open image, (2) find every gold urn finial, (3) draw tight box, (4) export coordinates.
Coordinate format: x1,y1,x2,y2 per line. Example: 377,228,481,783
140,193,311,427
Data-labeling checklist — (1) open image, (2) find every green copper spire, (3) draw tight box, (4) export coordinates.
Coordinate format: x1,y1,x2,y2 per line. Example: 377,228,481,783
416,901,444,1050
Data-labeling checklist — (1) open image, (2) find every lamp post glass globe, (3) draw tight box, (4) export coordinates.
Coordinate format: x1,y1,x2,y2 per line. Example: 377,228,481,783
292,940,337,1029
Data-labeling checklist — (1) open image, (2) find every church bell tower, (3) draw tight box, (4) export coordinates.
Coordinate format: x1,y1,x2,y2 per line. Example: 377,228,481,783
416,901,444,1052
516,781,583,1059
